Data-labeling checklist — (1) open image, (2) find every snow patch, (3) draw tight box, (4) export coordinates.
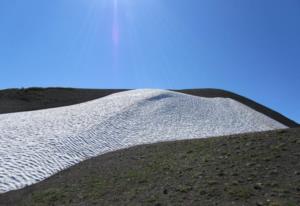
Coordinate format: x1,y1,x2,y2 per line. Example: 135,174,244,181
0,89,287,193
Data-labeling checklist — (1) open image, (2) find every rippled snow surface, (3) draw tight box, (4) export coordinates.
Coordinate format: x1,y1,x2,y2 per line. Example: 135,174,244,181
0,89,287,193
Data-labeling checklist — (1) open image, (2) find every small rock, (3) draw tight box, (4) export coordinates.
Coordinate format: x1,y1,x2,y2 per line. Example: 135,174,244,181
270,182,278,187
217,171,225,177
207,180,217,185
254,183,263,190
200,190,207,195
187,150,193,154
231,181,239,186
256,201,263,206
232,173,238,176
294,152,300,156
269,170,278,175
246,162,255,167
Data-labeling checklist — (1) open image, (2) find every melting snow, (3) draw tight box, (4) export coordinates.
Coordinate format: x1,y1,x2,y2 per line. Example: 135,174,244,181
0,89,287,193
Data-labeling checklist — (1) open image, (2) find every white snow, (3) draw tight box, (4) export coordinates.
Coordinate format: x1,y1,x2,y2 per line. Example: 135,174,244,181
0,89,287,193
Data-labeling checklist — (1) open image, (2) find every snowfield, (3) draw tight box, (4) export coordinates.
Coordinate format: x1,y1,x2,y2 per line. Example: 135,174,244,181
0,89,287,193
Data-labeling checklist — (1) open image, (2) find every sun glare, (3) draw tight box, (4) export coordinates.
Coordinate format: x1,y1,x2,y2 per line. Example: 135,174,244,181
112,0,119,47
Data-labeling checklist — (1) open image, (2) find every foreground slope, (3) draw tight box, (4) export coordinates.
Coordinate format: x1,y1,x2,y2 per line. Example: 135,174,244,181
1,128,299,206
0,89,286,193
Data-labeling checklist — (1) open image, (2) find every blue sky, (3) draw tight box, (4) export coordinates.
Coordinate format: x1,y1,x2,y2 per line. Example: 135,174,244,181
0,0,299,123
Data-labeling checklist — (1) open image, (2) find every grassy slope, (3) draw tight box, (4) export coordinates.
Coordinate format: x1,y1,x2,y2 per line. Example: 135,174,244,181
1,128,300,206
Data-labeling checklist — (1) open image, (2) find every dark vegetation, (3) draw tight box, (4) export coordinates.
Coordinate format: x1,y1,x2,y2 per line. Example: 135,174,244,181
0,87,297,127
1,128,300,206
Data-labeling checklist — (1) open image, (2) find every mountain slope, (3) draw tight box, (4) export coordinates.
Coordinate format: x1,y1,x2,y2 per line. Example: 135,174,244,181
0,88,126,114
0,87,297,127
180,89,299,128
0,89,286,193
1,127,299,206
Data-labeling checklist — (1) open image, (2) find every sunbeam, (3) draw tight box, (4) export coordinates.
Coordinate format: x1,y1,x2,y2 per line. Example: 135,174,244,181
112,0,119,47
112,0,120,70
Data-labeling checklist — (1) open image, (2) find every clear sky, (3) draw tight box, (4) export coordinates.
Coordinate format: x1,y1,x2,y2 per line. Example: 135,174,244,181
0,0,299,123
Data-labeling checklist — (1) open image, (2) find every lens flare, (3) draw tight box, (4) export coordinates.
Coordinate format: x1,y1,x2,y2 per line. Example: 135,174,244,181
112,0,120,70
112,0,119,47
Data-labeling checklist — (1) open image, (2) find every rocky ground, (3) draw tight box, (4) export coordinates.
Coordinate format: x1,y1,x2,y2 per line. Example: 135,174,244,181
1,127,299,206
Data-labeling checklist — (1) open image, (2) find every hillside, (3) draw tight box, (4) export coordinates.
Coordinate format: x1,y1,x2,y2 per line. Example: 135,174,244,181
0,87,298,206
0,89,287,193
0,88,126,114
1,127,299,206
0,87,297,127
